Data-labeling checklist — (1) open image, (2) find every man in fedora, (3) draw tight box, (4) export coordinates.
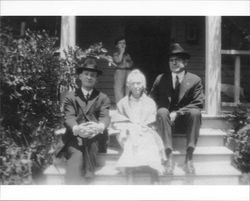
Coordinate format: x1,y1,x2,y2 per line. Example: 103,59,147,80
150,43,204,175
62,58,111,184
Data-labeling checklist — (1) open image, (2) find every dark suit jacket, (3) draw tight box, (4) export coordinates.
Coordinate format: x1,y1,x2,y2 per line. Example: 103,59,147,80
62,88,111,150
150,71,204,114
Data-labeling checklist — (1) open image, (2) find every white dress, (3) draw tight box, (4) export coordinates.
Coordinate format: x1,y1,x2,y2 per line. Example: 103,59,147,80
114,94,166,174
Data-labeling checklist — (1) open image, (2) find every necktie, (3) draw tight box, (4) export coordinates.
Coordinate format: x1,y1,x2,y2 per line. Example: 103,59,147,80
175,75,180,90
171,75,180,110
85,93,90,102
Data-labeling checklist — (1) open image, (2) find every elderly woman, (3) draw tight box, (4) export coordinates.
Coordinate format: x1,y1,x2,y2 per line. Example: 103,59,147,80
113,69,166,184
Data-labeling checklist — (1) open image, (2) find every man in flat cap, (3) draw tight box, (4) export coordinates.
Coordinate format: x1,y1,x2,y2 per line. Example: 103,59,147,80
150,43,204,175
62,58,111,184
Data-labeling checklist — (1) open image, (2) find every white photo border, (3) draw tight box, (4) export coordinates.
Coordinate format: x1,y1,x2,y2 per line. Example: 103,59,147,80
0,0,249,201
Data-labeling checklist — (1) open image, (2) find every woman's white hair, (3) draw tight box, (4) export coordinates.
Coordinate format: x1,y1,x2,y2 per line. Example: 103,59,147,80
126,69,146,89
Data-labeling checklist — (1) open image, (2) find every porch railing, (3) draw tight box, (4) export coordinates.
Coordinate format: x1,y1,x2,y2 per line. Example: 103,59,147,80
221,49,250,107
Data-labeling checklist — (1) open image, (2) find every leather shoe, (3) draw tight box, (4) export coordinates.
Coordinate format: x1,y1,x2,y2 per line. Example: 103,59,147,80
184,160,195,175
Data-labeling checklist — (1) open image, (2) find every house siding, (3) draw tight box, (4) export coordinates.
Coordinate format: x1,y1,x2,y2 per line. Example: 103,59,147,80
171,17,206,87
78,16,249,105
93,17,207,105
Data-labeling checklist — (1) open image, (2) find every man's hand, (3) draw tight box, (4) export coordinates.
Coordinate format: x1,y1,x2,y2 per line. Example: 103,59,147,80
72,125,81,136
120,46,125,54
170,111,178,123
74,122,105,139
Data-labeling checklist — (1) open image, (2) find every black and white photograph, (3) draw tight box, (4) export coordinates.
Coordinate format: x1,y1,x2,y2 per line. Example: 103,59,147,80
0,1,250,201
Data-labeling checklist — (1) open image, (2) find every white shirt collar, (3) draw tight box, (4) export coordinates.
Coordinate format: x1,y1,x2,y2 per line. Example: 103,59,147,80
81,87,93,97
172,71,185,83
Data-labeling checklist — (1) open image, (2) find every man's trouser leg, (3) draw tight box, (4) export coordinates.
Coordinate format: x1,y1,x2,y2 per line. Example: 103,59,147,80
156,108,173,151
65,146,83,184
97,130,108,153
174,108,201,149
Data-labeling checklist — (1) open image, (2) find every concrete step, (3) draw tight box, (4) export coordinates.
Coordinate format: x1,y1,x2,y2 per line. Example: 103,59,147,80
173,146,233,164
43,165,66,184
201,114,231,129
90,174,241,185
43,161,241,185
109,110,231,130
98,146,234,165
94,161,241,185
109,128,227,148
172,128,226,147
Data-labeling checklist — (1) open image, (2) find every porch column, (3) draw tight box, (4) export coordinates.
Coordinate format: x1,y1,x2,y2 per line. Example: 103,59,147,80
205,16,221,115
59,16,76,106
60,16,76,58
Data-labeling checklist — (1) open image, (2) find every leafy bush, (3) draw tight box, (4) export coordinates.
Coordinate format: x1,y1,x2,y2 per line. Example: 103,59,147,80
0,26,63,184
0,22,115,184
226,105,250,173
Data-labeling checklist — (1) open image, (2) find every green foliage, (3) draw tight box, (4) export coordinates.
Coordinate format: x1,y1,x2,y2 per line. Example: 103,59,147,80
0,26,63,184
226,105,250,173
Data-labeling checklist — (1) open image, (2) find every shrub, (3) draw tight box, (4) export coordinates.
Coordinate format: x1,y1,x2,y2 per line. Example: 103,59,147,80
0,26,63,184
0,22,115,184
226,105,250,173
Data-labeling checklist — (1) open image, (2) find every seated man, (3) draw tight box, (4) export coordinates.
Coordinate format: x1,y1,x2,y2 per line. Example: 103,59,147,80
150,43,204,175
62,58,111,184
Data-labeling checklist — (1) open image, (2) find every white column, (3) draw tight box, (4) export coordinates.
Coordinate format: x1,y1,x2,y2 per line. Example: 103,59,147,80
205,16,222,116
60,16,76,58
234,55,241,104
59,16,76,105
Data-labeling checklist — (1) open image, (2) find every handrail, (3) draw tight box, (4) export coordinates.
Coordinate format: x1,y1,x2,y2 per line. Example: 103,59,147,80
221,49,250,106
221,50,250,55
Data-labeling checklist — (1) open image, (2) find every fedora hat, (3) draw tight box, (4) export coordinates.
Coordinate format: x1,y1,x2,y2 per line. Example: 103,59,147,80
169,43,190,59
76,57,102,75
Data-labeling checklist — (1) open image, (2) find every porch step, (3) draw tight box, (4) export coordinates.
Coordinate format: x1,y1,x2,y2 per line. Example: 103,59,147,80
43,160,241,185
173,146,233,163
109,110,231,130
98,146,234,164
201,114,231,129
197,128,226,146
46,112,239,185
109,128,227,148
94,161,241,185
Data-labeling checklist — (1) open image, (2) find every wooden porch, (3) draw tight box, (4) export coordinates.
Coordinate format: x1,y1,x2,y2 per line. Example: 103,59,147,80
60,16,250,114
42,16,249,185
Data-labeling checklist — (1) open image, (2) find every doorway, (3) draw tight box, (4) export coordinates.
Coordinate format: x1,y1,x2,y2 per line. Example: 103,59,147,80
125,17,171,90
76,16,172,101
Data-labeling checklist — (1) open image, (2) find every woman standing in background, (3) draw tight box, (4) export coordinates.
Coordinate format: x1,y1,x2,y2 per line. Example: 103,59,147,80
113,37,134,103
